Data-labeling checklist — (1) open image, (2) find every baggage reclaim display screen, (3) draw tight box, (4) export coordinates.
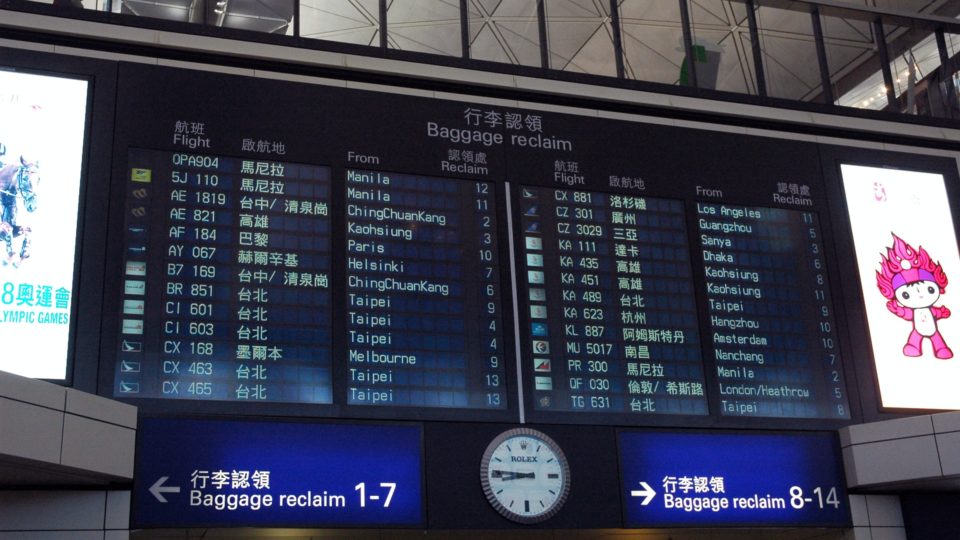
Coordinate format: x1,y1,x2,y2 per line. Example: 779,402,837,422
99,62,897,426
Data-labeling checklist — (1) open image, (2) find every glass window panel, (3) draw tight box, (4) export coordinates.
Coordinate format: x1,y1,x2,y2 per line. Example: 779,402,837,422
468,0,541,67
217,0,295,35
619,0,684,85
687,0,755,94
301,0,380,46
106,0,294,33
938,33,960,119
544,0,617,77
115,0,200,23
30,0,102,9
754,5,821,102
820,13,883,109
387,0,462,57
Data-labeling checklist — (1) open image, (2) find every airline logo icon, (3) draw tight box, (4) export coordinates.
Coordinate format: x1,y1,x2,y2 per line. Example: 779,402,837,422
124,280,145,295
530,305,548,319
534,358,551,372
525,236,542,250
523,204,539,216
130,168,152,183
529,288,546,302
125,261,147,276
527,270,544,284
524,222,540,234
122,319,144,335
522,188,536,198
123,299,145,315
526,253,544,267
530,322,548,337
118,381,140,393
120,360,141,373
535,376,553,391
532,340,549,354
121,340,142,353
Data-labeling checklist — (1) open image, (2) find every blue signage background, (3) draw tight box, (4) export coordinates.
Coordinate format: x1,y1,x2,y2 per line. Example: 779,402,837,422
134,418,423,527
619,431,850,527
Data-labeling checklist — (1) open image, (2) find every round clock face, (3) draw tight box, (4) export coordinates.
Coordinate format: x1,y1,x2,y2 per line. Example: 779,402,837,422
480,428,571,524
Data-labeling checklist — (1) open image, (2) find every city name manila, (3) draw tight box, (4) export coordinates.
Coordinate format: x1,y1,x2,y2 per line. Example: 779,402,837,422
717,365,757,379
347,187,391,202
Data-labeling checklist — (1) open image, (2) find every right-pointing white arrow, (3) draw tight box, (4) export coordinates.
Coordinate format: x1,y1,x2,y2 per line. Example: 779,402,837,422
149,476,181,503
630,481,657,506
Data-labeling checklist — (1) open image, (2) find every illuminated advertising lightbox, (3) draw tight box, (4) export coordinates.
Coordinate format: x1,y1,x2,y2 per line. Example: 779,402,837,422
841,164,960,410
0,70,88,380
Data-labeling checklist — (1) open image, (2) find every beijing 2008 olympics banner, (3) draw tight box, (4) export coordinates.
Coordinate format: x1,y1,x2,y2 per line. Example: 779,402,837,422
0,69,88,380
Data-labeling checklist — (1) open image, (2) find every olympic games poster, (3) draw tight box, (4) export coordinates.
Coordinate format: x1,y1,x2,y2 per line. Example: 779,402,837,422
842,164,960,410
0,70,88,380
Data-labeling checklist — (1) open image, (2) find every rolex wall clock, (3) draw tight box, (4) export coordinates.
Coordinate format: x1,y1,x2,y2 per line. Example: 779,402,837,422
480,428,571,524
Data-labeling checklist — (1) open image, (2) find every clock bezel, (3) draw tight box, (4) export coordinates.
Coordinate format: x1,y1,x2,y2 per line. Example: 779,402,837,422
479,427,571,524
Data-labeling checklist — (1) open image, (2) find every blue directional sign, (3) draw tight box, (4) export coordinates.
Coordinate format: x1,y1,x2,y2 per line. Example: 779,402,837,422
134,418,423,528
619,431,850,527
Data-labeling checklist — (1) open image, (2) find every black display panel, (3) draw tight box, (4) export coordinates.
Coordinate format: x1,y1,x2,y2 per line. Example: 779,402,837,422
96,61,863,426
343,169,507,409
113,149,332,402
517,186,707,415
695,204,849,419
506,112,853,425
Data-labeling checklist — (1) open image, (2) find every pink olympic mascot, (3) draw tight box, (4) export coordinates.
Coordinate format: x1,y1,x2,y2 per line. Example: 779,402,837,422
876,234,953,359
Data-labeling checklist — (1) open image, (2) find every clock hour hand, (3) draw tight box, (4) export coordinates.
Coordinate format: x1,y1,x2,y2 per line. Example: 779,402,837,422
492,470,536,481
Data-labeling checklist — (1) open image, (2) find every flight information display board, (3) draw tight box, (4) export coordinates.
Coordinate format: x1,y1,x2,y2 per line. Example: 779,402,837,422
100,61,865,425
517,187,707,415
114,149,333,403
695,204,849,419
344,169,507,410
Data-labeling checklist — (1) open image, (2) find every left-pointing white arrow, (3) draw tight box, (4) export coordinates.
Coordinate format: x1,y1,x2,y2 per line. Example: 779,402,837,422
149,476,181,503
630,481,657,506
